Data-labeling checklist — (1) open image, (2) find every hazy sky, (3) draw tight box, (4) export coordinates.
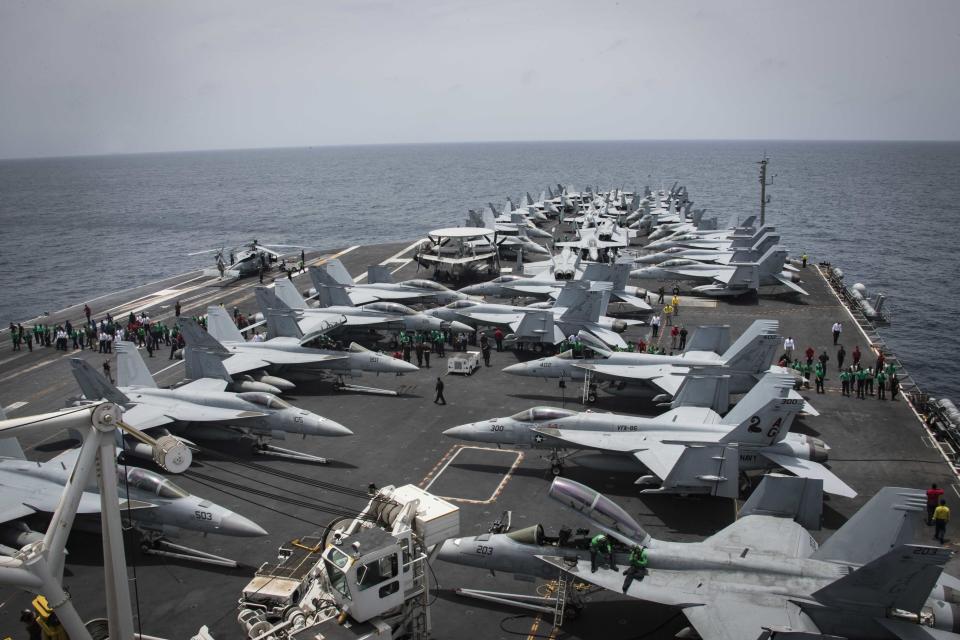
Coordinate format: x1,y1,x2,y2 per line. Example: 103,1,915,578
1,0,959,158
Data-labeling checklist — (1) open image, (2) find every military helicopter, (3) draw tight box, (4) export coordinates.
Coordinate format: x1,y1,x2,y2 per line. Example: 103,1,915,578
189,240,309,280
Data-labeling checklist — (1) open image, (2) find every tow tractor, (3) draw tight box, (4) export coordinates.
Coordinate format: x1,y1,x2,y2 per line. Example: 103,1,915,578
237,484,459,640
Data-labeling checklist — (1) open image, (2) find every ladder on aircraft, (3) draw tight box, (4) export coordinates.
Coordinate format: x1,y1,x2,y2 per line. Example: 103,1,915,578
552,570,569,628
581,369,594,404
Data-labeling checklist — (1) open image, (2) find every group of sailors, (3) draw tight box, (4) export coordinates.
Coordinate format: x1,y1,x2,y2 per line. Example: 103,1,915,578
779,340,900,400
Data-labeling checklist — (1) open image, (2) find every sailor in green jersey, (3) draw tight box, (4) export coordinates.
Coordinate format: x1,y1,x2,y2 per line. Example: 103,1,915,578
814,361,825,394
622,545,649,593
839,369,850,396
876,369,887,399
589,533,617,573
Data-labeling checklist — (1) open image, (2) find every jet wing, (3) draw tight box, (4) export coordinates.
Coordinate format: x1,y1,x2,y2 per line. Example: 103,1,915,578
537,556,703,608
227,351,344,370
468,312,524,327
222,353,273,376
177,378,230,393
121,404,175,430
681,594,811,640
345,290,385,305
575,363,688,395
505,284,559,297
532,427,649,454
760,452,857,498
657,406,722,425
705,515,816,557
633,442,686,481
0,474,104,520
611,291,652,311
772,274,810,295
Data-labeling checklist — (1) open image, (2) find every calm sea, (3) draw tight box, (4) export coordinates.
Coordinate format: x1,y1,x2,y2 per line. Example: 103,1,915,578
1,141,957,398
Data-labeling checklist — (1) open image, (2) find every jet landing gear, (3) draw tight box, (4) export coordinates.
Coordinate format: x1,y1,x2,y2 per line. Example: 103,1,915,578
251,437,329,464
139,532,239,568
546,449,570,476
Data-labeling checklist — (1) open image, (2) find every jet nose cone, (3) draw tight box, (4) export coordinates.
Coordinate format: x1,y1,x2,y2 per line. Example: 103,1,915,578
458,284,485,295
314,416,353,437
502,362,529,375
442,423,480,441
395,358,419,373
220,512,268,537
436,537,462,564
449,321,474,334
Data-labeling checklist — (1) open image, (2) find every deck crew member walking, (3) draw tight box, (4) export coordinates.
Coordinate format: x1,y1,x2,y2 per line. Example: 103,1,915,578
831,321,842,345
934,500,950,544
434,377,446,405
927,484,945,525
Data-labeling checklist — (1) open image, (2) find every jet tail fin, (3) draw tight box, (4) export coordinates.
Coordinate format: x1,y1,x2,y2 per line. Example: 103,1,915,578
683,325,731,355
813,545,951,614
115,341,158,388
254,286,281,312
738,475,823,530
264,308,305,341
719,371,799,445
513,311,556,344
317,283,354,308
273,279,309,310
719,319,780,373
70,358,130,404
179,317,230,355
205,306,245,343
811,487,926,566
367,265,393,284
757,248,789,277
183,345,232,383
322,259,353,286
670,374,730,413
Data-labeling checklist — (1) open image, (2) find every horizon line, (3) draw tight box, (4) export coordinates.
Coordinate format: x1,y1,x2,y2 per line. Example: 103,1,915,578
3,136,959,162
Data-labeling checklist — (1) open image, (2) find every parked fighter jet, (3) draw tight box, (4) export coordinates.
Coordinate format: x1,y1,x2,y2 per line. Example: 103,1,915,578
634,231,781,266
426,280,643,349
504,320,780,398
261,281,473,337
0,436,265,562
185,309,417,385
444,372,848,496
441,477,960,640
70,343,351,461
631,247,807,296
309,260,471,306
461,258,651,311
555,222,633,262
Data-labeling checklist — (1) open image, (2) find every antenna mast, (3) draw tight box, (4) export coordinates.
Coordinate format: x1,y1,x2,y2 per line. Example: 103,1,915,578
758,156,772,226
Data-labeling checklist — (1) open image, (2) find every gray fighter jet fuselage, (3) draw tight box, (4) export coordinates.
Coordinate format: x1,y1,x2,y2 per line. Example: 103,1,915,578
438,478,960,640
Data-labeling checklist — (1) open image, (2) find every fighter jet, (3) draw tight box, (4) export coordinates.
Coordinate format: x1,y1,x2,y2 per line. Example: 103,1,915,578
259,281,473,338
444,372,848,497
460,258,651,311
0,436,265,561
504,320,780,398
555,221,633,262
630,247,808,297
425,280,643,349
70,343,352,460
183,309,418,387
309,259,471,306
633,230,782,266
440,477,960,640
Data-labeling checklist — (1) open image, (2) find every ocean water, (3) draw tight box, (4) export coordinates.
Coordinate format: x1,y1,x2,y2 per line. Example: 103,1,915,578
1,141,958,398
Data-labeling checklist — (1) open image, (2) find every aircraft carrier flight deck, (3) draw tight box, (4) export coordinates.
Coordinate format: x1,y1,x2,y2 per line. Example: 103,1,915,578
0,226,956,639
